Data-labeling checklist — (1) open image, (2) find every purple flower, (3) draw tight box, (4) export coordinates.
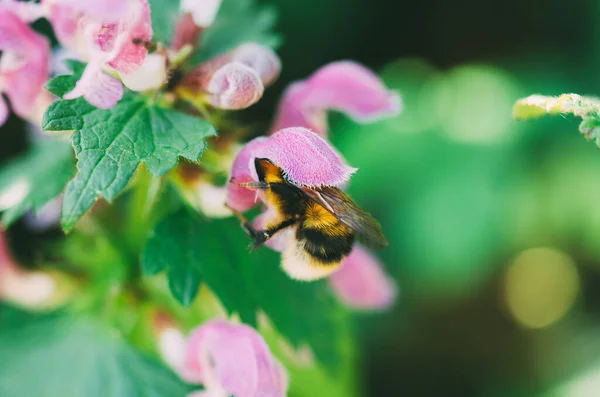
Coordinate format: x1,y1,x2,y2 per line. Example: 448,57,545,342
226,127,356,212
271,61,401,137
179,320,288,397
329,245,397,310
0,6,50,125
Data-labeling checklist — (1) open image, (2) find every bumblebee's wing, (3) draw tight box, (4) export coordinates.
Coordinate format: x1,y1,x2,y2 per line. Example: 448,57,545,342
301,186,388,249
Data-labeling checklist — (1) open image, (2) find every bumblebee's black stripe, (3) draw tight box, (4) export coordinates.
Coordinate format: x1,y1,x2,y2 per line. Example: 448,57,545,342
296,227,354,264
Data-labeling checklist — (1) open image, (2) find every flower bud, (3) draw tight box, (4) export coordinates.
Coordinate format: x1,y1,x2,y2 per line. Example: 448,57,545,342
231,43,281,86
206,62,264,110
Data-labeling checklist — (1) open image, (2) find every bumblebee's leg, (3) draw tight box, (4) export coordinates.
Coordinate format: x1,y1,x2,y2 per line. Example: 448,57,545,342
252,218,298,248
225,204,262,239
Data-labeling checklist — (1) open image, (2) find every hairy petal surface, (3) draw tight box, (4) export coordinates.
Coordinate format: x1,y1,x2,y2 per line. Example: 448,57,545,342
254,127,357,187
226,127,355,211
329,245,397,310
271,61,401,136
230,43,280,86
206,62,264,110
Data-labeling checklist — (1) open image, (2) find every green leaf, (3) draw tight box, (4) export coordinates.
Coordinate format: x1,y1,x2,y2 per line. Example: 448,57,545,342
191,0,281,63
0,312,191,397
142,208,346,370
148,0,180,44
149,0,281,61
0,139,75,227
42,93,216,232
513,94,600,147
44,60,86,98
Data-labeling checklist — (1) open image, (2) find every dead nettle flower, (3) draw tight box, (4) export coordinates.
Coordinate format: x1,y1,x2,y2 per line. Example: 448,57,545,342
0,6,50,126
66,0,154,106
164,320,288,397
271,61,401,137
178,42,281,110
226,127,364,280
0,231,56,308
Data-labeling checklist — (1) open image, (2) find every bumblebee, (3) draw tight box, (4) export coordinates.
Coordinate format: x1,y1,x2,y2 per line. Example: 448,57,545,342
231,158,388,280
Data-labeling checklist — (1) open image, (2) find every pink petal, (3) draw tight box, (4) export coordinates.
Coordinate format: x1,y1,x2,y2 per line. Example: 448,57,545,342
271,61,401,136
0,96,8,126
329,245,397,310
231,43,281,86
182,320,287,397
0,7,49,119
254,127,356,187
206,62,264,110
1,0,44,23
63,64,123,109
104,0,153,74
226,138,268,212
271,81,326,134
47,4,81,48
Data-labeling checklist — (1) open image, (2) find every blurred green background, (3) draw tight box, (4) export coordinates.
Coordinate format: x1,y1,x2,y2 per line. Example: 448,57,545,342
270,0,600,396
4,0,600,396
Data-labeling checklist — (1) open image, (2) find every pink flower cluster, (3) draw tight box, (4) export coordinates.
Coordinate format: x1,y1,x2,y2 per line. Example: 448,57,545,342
2,0,401,392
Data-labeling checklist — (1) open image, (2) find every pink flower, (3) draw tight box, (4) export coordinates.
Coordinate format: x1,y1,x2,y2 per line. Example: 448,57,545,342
329,245,397,310
179,320,288,397
58,0,152,108
0,6,49,125
271,61,401,137
205,62,264,109
226,127,356,212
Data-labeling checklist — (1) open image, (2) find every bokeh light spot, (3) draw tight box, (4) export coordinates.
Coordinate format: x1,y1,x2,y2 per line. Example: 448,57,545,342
504,247,579,329
438,65,521,144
